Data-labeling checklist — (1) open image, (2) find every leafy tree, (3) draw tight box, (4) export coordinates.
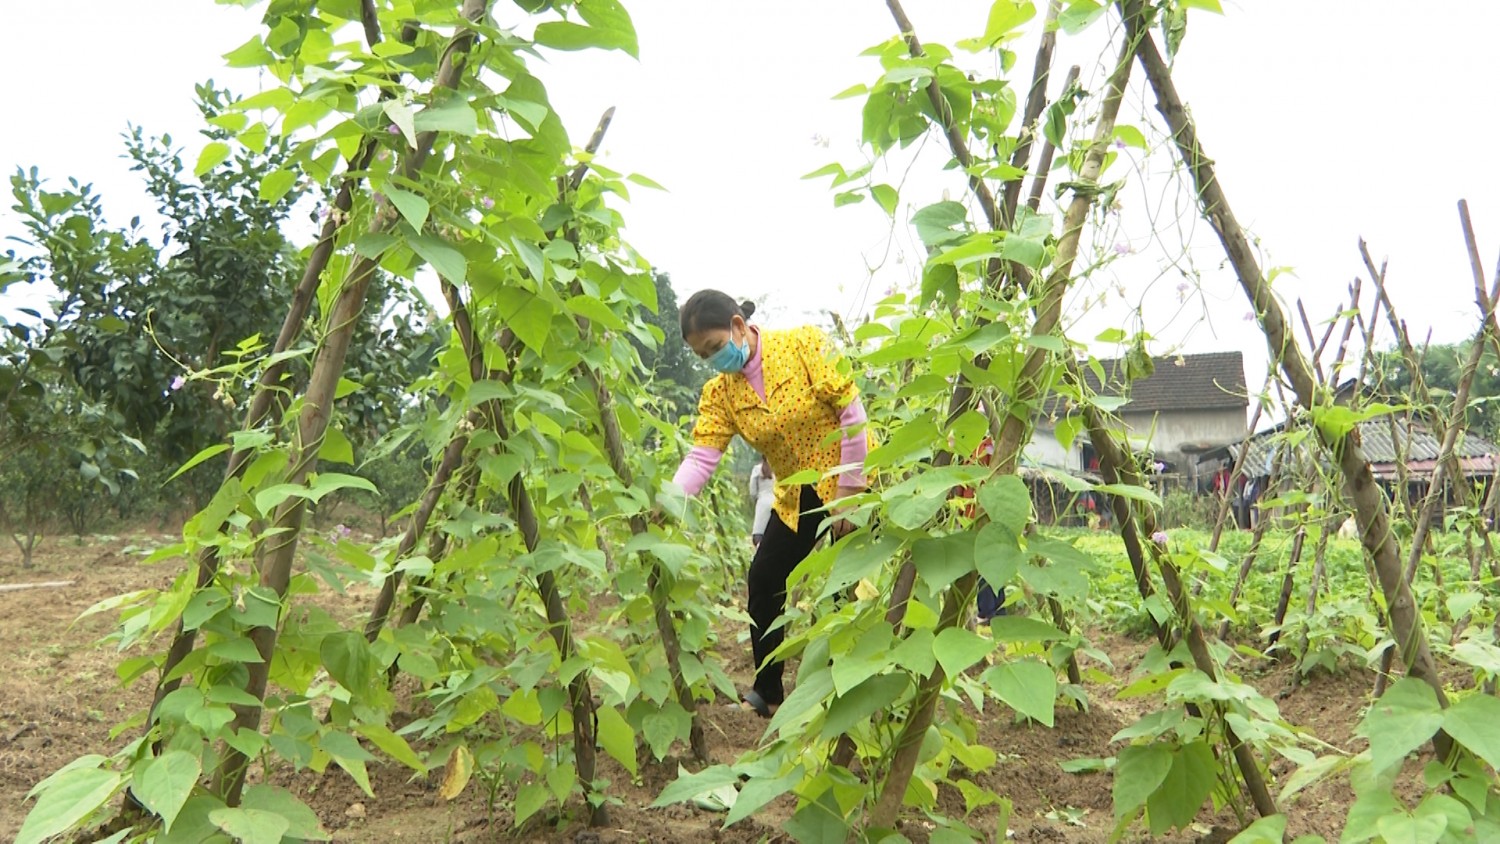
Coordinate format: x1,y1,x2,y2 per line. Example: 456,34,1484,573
7,85,443,515
632,270,706,421
1368,340,1500,442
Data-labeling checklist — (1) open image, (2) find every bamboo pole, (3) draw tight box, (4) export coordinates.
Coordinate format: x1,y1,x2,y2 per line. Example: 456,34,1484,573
212,1,492,804
1079,406,1279,819
1125,0,1455,761
869,6,1138,827
362,108,618,644
146,14,421,730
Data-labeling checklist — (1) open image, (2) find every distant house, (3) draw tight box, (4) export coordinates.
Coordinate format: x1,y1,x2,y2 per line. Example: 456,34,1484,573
1202,416,1500,493
1026,351,1249,488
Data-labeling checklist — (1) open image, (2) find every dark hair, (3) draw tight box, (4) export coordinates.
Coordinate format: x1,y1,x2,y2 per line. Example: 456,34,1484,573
679,289,755,338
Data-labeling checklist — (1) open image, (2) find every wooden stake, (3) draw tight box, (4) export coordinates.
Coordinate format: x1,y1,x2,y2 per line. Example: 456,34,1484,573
212,1,493,805
1126,0,1455,761
869,3,1138,827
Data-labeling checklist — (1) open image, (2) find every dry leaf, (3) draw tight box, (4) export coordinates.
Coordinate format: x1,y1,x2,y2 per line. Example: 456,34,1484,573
439,744,474,801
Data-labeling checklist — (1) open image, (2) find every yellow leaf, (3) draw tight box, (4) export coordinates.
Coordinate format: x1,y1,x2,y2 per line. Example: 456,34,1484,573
439,745,473,801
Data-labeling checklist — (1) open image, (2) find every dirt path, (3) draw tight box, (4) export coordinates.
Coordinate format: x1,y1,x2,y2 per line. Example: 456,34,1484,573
1,535,1377,842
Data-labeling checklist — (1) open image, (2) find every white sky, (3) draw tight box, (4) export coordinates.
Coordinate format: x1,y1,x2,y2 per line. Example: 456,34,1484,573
3,1,1498,415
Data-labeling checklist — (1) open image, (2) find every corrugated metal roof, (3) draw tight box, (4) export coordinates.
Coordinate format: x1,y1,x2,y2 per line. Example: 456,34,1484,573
1215,416,1500,479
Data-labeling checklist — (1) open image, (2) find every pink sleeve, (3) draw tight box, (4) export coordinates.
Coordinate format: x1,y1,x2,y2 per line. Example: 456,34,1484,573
837,396,869,489
672,445,723,497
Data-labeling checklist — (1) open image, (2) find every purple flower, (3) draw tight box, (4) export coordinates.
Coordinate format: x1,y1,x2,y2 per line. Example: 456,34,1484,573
481,196,495,210
387,124,401,135
1176,282,1189,293
335,523,351,538
170,375,186,391
1151,530,1169,545
1113,242,1132,256
1113,139,1127,150
1243,311,1255,321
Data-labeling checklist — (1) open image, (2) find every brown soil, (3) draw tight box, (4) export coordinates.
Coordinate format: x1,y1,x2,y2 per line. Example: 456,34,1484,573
0,535,1408,843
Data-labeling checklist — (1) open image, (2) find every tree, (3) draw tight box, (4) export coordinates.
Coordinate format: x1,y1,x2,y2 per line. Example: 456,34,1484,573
1369,340,1500,443
7,86,442,514
632,270,706,422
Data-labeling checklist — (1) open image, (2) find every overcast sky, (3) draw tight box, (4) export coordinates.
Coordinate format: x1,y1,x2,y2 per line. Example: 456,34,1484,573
3,1,1497,413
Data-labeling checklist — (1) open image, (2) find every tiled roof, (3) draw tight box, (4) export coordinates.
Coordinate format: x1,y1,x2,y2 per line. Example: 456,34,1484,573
1084,351,1248,414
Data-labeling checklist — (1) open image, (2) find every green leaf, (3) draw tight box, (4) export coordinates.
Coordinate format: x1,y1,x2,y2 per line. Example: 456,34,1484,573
407,233,467,283
1227,815,1288,844
977,474,1030,535
1375,811,1446,844
383,186,429,231
209,807,290,844
321,631,376,694
1146,741,1216,834
241,784,328,841
514,781,549,825
194,142,231,177
534,18,636,56
1113,124,1148,150
1359,678,1443,773
724,766,803,827
596,706,638,777
182,588,231,631
169,443,231,482
16,766,123,844
981,0,1037,45
822,674,909,739
642,710,679,760
910,201,968,247
498,290,555,352
911,534,974,588
413,100,479,135
318,426,354,465
986,616,1066,643
382,100,417,148
306,472,376,502
1001,232,1046,267
1111,743,1173,817
258,169,297,203
974,523,1025,589
983,659,1056,726
626,172,667,191
320,731,375,796
1179,0,1224,11
652,764,738,807
354,723,426,773
783,789,847,843
871,184,898,215
1441,692,1500,770
133,751,201,832
207,638,264,663
934,626,996,677
820,535,901,600
1058,0,1106,34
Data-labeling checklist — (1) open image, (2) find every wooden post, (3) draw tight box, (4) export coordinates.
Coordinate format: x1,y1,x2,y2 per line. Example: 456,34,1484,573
869,3,1138,826
1125,0,1455,760
212,1,493,805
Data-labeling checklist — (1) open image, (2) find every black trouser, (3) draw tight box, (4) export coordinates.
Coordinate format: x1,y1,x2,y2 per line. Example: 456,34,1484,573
747,485,825,704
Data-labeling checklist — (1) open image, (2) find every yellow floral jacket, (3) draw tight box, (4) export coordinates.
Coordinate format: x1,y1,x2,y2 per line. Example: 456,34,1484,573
690,326,871,531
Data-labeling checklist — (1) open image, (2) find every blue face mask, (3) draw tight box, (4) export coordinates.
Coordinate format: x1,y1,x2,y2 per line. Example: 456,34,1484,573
708,328,750,374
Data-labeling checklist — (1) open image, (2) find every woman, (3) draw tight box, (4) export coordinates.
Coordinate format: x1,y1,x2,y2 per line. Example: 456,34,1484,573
748,456,775,548
669,290,871,717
